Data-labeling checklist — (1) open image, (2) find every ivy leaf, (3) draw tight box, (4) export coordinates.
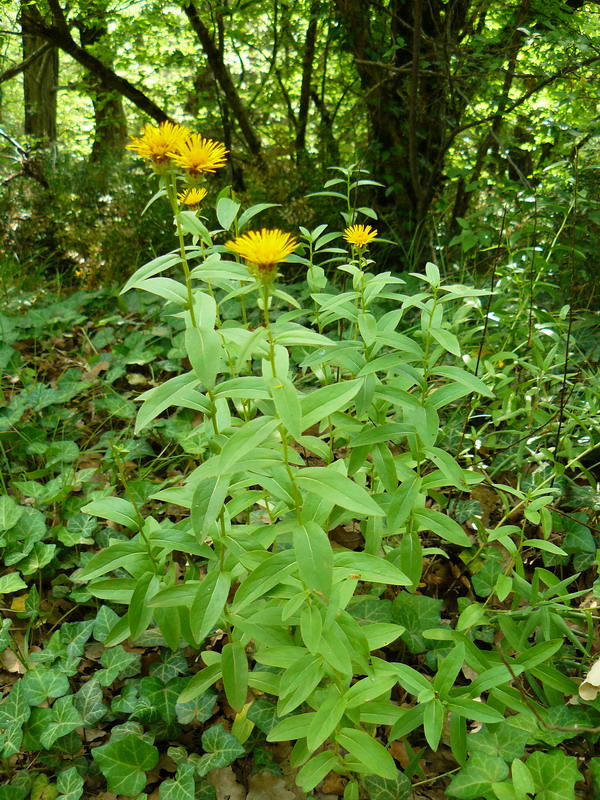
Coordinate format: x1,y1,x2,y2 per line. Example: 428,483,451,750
39,696,84,749
93,606,120,641
73,678,108,728
467,721,529,762
96,645,140,686
0,680,30,728
446,752,509,799
92,733,159,796
132,676,186,724
391,594,442,653
0,495,23,531
158,763,195,800
0,618,12,652
526,750,581,800
175,687,217,725
150,651,189,683
195,724,245,777
362,771,412,800
347,596,393,624
21,668,70,706
0,573,27,594
56,767,84,800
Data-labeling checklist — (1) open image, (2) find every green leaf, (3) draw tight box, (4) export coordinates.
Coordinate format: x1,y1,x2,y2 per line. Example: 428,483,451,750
21,668,70,706
56,767,84,800
216,196,241,231
446,752,509,799
175,687,217,724
0,573,27,594
336,727,397,779
178,663,222,704
430,327,461,356
468,721,528,761
81,497,138,530
300,605,323,654
391,594,442,653
185,326,223,390
447,698,504,724
0,680,30,728
388,532,422,590
296,751,341,793
0,495,23,531
159,763,196,800
514,639,563,670
237,202,280,230
218,416,280,474
526,750,581,800
190,571,231,643
96,645,140,686
511,758,535,796
362,771,412,800
222,642,248,713
176,211,212,244
423,698,444,750
191,476,231,539
92,734,159,796
306,690,347,751
296,466,384,517
132,277,188,305
433,644,465,697
267,712,314,742
122,252,182,293
334,551,409,585
233,550,296,612
430,367,494,398
267,376,303,439
128,573,161,640
135,372,207,433
73,678,107,727
39,696,83,749
293,521,333,597
133,676,186,724
195,724,245,777
414,509,471,547
300,379,362,430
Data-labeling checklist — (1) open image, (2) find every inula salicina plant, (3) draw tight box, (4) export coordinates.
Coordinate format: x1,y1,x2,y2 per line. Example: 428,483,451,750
4,121,595,799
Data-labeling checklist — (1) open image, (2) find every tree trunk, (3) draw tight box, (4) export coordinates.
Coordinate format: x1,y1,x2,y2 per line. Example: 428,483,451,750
21,14,58,141
88,77,128,162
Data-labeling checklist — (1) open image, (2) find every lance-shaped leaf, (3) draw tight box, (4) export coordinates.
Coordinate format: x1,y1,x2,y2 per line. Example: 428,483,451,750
293,522,333,598
296,467,384,517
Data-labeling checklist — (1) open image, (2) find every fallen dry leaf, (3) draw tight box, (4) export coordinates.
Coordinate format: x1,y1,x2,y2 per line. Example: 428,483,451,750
206,766,246,800
247,772,295,800
1,648,26,674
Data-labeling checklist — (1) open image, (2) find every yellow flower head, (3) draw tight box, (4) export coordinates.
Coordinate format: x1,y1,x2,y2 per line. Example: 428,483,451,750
343,224,378,249
225,229,297,282
177,187,208,208
127,121,190,166
170,134,228,176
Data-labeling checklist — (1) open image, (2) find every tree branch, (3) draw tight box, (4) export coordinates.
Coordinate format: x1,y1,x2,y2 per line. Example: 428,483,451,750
0,41,52,86
20,3,171,124
182,0,263,160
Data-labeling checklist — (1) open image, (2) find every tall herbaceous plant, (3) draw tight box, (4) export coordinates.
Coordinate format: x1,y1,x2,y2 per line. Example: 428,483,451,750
80,122,498,797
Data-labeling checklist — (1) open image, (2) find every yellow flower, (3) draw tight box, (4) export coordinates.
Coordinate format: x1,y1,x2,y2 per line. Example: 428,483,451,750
170,134,228,176
178,187,208,208
343,224,378,249
225,229,297,282
127,121,190,165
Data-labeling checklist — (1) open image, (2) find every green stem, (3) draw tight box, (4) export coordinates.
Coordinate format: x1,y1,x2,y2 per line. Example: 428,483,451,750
164,171,198,328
